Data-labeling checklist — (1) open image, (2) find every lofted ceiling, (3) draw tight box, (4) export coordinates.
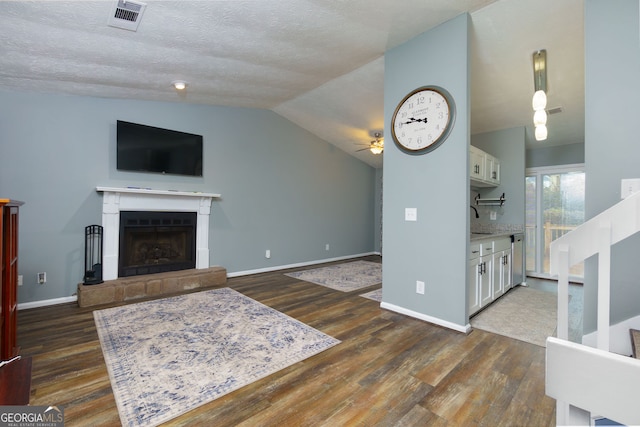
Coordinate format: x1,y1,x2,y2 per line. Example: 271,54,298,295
0,0,584,169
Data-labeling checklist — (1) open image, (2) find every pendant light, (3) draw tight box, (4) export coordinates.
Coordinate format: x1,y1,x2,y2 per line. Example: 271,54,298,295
532,50,547,141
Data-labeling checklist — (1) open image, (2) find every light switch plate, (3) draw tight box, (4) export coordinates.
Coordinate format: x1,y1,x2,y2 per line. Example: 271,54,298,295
621,178,640,199
490,211,497,220
405,208,417,221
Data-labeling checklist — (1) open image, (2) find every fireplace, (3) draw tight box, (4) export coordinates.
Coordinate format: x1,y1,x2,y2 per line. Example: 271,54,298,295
96,187,221,281
119,211,197,277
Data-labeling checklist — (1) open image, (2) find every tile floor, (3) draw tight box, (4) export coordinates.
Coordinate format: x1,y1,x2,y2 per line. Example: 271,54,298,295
524,276,584,343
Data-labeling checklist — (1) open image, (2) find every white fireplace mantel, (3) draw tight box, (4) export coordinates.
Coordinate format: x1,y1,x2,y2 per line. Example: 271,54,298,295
96,186,221,281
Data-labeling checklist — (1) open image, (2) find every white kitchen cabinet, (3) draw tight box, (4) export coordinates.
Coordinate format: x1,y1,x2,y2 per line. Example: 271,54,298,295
501,250,512,291
491,238,510,300
479,240,493,307
485,154,500,185
470,145,500,188
468,240,493,316
468,242,481,315
468,236,512,317
479,254,493,307
470,145,485,182
468,258,481,316
492,250,504,300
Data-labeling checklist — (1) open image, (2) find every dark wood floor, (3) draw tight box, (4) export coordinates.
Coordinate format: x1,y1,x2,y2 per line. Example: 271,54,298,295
17,255,555,426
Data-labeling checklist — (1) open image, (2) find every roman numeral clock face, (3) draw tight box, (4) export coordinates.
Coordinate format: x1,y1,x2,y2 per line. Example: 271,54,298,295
391,86,456,153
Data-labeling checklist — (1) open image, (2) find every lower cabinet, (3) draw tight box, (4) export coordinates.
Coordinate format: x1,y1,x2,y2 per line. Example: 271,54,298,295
491,238,511,300
468,236,512,317
467,257,481,315
479,254,492,307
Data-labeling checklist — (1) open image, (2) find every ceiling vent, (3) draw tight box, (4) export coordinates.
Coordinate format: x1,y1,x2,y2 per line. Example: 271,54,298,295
108,0,147,32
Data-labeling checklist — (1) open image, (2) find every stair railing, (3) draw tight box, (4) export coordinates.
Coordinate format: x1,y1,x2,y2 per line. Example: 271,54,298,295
548,190,640,425
550,190,640,348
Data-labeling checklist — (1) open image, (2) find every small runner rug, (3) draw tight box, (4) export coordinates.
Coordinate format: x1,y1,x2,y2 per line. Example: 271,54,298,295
285,260,382,292
471,286,559,347
94,288,340,427
360,288,383,302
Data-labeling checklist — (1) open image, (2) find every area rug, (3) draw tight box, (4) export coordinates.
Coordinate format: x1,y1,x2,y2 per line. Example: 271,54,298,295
470,287,559,347
360,288,383,302
93,288,340,427
285,260,382,292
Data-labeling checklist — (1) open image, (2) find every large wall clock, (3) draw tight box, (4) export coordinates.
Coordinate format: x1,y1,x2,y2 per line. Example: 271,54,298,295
391,86,456,154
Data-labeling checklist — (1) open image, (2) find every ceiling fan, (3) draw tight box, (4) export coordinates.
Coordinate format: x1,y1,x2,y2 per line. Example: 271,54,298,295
356,132,384,154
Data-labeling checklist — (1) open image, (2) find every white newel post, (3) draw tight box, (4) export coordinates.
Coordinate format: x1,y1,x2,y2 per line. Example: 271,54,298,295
96,187,221,281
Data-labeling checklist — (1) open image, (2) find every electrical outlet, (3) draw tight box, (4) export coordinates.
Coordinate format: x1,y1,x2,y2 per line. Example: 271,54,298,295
416,280,425,295
37,272,46,284
17,275,23,286
490,211,497,221
325,244,330,251
265,250,271,259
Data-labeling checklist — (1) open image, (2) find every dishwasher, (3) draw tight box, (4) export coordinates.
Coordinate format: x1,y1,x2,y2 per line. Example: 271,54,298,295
511,233,525,286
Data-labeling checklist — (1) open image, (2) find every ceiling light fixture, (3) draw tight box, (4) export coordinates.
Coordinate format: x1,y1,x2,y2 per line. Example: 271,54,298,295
172,80,188,90
370,132,384,154
532,50,547,141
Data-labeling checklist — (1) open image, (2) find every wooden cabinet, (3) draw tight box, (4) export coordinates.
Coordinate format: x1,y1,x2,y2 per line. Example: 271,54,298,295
1,199,23,360
470,145,500,188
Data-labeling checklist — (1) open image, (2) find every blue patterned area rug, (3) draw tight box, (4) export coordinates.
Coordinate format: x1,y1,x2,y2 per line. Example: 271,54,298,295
94,288,340,427
285,260,382,292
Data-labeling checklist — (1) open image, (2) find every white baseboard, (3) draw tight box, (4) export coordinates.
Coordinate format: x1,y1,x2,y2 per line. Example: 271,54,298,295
18,295,77,311
227,252,378,278
582,314,640,356
380,301,471,334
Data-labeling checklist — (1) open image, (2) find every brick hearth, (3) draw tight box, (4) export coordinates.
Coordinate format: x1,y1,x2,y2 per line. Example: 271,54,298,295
77,266,227,308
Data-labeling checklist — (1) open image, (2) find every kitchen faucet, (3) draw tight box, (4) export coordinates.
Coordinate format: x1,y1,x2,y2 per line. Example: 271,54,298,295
470,205,479,218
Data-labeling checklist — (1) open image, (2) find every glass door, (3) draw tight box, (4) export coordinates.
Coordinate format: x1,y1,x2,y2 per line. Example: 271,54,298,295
525,176,537,272
526,165,585,281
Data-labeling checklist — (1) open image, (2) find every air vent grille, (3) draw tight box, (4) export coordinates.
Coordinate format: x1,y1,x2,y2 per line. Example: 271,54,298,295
108,0,146,32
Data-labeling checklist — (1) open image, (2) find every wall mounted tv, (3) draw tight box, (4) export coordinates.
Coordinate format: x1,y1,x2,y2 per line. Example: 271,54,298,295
117,120,203,177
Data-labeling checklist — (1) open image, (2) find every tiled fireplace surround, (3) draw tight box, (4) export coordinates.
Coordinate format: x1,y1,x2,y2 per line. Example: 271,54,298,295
77,187,227,307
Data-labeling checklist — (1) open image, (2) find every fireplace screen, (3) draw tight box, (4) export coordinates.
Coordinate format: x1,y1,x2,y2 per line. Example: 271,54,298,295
119,211,197,277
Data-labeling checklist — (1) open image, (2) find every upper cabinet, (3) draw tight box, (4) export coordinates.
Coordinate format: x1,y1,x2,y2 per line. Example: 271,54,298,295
470,145,500,188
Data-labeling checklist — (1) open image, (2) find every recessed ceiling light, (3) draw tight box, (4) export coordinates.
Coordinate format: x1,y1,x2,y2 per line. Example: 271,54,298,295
172,81,187,90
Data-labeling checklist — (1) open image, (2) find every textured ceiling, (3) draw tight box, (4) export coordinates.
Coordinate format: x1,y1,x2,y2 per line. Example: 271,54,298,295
0,0,584,169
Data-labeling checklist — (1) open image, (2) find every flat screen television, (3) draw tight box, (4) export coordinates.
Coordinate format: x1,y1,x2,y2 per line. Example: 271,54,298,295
117,120,203,177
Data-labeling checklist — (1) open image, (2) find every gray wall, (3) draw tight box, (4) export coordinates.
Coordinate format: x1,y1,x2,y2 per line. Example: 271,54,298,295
374,168,383,253
0,91,376,304
471,127,526,227
382,14,470,328
584,0,640,333
526,142,584,168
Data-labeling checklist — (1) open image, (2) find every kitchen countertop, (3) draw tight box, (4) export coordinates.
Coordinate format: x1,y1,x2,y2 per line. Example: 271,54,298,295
470,232,514,241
